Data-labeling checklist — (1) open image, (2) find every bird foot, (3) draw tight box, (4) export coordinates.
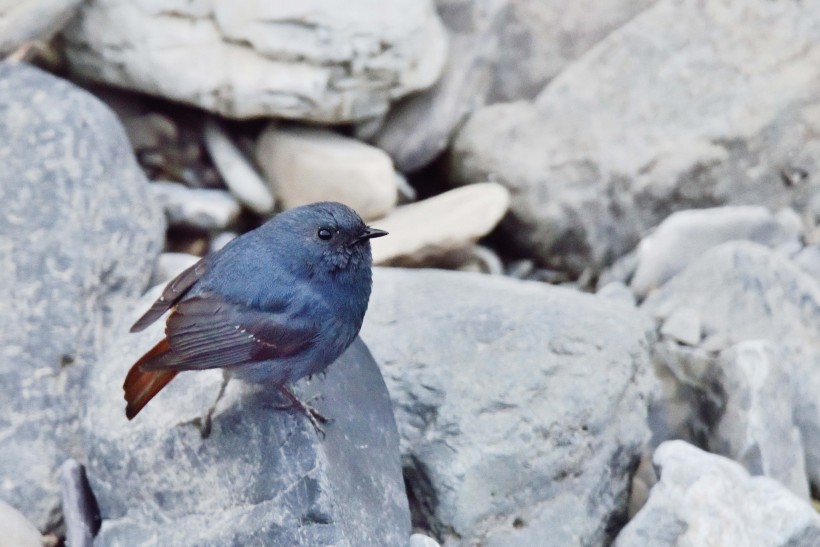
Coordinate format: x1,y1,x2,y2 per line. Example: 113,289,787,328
276,386,332,438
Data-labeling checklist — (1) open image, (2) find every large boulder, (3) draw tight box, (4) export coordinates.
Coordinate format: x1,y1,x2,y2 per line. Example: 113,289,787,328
0,62,164,531
361,268,654,546
84,285,410,545
449,0,820,274
62,0,448,122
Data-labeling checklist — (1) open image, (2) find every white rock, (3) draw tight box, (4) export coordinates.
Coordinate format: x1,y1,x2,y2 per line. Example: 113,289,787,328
0,499,41,547
203,119,275,215
409,533,441,547
62,0,447,123
631,206,802,298
151,253,201,286
370,183,510,266
615,441,820,547
256,126,398,220
0,0,83,55
150,181,241,231
659,307,701,346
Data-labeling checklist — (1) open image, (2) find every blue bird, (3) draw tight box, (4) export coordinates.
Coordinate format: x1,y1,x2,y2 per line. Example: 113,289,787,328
123,202,387,432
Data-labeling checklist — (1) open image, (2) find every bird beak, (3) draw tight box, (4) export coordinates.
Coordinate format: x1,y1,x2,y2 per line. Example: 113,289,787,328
359,227,388,241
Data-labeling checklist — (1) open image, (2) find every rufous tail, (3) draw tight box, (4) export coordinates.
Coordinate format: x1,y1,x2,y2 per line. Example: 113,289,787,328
123,339,178,420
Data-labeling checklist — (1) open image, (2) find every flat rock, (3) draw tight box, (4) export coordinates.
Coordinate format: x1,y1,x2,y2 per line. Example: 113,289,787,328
0,0,83,55
370,183,510,267
361,268,654,546
449,0,820,275
642,241,820,487
150,181,241,231
615,440,820,547
84,287,410,545
630,206,801,298
0,62,164,531
256,125,398,220
62,0,447,122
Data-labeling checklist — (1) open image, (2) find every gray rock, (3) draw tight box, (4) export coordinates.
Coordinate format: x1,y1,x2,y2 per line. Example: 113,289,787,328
708,341,809,499
203,118,275,215
0,0,82,55
361,268,654,546
793,244,820,279
255,125,398,220
630,206,802,298
150,181,241,231
615,441,820,547
374,0,653,173
450,0,820,275
60,459,100,547
373,6,503,172
370,183,510,267
487,0,656,103
642,242,820,486
84,286,410,545
0,499,41,547
0,62,164,530
62,0,447,123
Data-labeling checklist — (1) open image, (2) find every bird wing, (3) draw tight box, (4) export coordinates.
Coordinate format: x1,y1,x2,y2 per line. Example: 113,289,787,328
138,295,317,371
130,258,208,333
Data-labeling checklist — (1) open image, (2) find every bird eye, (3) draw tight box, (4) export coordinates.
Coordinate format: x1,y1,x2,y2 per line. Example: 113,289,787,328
317,228,333,240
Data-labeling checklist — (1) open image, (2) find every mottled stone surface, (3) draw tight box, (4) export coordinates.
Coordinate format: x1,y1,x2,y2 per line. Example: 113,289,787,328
0,62,164,531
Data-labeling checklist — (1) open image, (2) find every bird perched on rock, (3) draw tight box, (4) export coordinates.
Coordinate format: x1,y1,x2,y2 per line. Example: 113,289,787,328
123,202,387,432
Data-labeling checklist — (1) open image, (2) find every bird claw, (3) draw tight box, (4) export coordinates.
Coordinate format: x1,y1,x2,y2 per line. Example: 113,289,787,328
276,386,332,438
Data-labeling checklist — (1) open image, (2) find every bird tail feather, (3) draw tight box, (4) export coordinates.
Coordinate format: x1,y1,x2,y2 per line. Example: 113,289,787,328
123,339,178,420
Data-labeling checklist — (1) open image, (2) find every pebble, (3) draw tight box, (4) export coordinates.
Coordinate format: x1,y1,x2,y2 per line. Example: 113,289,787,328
255,125,397,220
370,182,510,266
151,252,201,286
150,181,240,231
660,307,701,346
203,118,274,215
0,499,41,547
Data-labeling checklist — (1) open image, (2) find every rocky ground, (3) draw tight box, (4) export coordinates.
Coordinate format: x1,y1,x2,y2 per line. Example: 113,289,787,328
2,1,820,546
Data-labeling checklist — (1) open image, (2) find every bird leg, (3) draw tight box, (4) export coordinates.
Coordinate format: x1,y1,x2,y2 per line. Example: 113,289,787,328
276,385,330,437
200,372,230,439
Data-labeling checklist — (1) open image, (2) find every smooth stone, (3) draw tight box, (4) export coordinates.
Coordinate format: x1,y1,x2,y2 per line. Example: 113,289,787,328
361,268,654,545
0,500,41,547
410,533,442,547
62,0,447,122
151,252,201,286
256,125,397,220
121,112,178,151
150,181,241,231
203,118,275,215
630,206,801,298
0,62,164,531
370,183,509,266
659,307,701,346
615,441,820,547
0,0,83,55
